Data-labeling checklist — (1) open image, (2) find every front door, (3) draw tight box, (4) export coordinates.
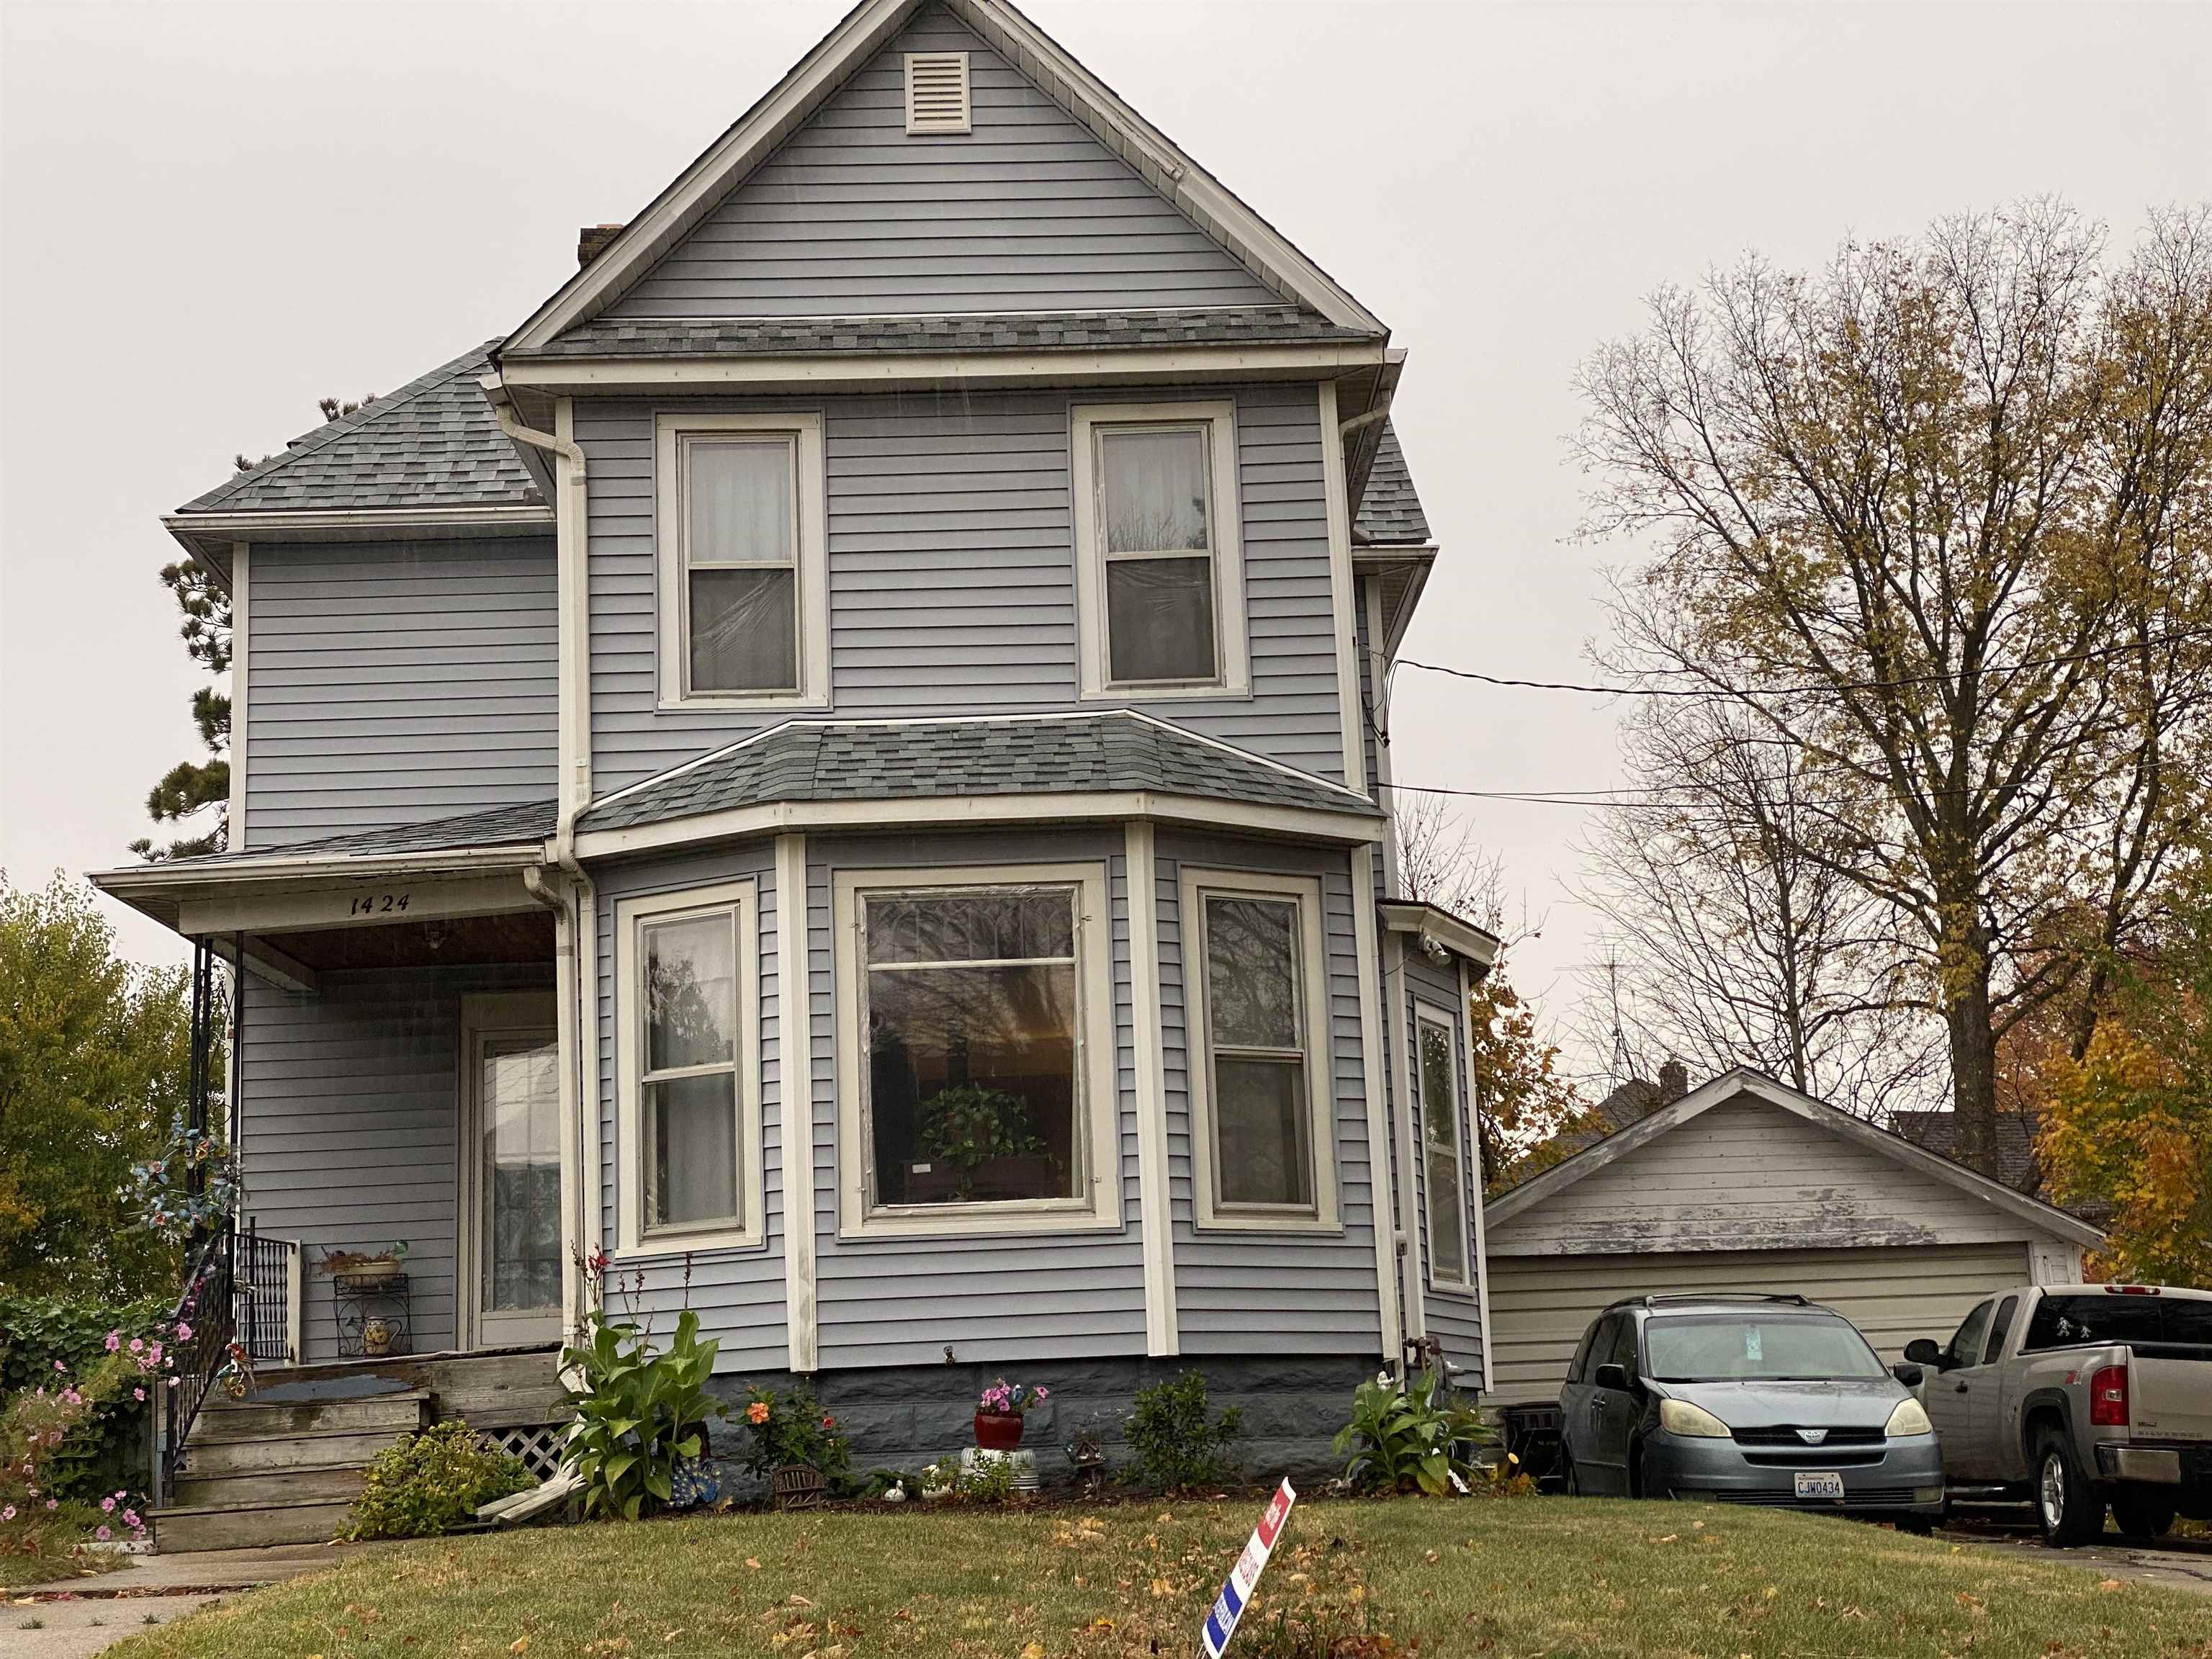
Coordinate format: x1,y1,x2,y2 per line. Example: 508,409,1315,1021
462,997,564,1348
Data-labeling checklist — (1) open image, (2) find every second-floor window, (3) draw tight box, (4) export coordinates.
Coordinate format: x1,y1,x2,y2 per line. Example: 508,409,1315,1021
1071,400,1249,700
656,412,828,709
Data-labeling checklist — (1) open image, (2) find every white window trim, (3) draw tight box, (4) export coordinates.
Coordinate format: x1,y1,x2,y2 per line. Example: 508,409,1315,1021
1179,865,1340,1234
655,411,830,711
1070,400,1249,701
832,860,1123,1240
1414,999,1475,1294
613,877,765,1256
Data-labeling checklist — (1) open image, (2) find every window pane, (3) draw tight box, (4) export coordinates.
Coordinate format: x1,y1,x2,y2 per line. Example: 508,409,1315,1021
644,914,734,1071
647,1071,739,1228
687,439,793,565
1206,896,1299,1050
1419,1022,1459,1155
866,890,1075,966
1214,1054,1311,1207
1100,426,1210,553
483,1038,561,1312
1426,1146,1467,1285
690,567,798,693
867,960,1077,1205
1105,557,1216,683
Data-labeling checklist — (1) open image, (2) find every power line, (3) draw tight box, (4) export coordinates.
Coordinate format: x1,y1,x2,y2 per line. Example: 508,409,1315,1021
1390,621,2212,702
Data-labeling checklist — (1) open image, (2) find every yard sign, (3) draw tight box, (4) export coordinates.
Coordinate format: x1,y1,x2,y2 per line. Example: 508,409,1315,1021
1199,1478,1298,1658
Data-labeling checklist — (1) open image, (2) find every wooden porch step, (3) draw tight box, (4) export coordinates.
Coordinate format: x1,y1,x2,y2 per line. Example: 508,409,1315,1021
151,1495,355,1553
171,1462,367,1511
189,1390,428,1442
185,1426,413,1478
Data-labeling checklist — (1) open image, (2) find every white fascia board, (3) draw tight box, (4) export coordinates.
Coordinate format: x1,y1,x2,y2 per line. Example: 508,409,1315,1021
494,339,1391,395
176,872,537,938
89,842,542,900
504,0,921,352
1379,900,1502,970
572,791,1384,862
164,505,554,541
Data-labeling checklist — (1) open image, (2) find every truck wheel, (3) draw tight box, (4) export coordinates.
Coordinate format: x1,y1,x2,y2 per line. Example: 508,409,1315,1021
2111,1493,2176,1539
2035,1429,2105,1548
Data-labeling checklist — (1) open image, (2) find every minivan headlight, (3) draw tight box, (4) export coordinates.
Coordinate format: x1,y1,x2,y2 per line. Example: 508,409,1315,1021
1885,1397,1933,1438
1658,1398,1731,1439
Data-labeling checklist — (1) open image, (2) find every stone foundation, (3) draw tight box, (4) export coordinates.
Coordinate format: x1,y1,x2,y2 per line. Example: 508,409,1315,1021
703,1354,1379,1491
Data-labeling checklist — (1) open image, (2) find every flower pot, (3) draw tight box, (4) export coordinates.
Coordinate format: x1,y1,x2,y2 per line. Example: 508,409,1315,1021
360,1317,394,1357
974,1411,1025,1452
770,1463,825,1511
341,1258,403,1284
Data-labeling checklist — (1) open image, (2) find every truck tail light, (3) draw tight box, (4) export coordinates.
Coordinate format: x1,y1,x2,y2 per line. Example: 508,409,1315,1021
2089,1364,2130,1427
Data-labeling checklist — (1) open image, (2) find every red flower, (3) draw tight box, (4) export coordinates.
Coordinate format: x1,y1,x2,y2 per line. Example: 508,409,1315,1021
822,1414,835,1429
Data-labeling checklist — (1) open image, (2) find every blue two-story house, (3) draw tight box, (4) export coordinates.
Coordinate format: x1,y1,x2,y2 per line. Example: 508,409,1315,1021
96,0,1495,1547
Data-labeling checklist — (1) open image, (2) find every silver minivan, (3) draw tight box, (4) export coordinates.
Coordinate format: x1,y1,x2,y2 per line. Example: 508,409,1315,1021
1559,1292,1945,1522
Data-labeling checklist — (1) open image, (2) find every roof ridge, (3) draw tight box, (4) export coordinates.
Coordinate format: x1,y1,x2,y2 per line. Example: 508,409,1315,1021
183,340,501,513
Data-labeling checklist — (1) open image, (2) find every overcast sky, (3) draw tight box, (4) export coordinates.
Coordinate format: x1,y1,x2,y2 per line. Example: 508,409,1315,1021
4,0,2207,1082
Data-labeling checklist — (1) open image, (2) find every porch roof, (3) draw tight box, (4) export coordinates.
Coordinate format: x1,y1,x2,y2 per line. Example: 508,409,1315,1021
580,711,1383,836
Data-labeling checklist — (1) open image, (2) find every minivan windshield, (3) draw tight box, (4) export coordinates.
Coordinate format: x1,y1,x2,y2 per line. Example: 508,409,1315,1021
1643,1314,1887,1382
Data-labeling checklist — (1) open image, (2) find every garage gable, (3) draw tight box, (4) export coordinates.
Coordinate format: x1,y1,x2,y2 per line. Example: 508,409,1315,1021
1485,1069,2102,1259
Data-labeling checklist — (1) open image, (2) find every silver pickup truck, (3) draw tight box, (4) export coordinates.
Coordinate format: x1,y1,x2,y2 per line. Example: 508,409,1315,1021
1904,1283,2212,1546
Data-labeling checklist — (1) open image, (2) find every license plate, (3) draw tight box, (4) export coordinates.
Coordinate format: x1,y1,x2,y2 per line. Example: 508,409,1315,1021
1794,1471,1844,1501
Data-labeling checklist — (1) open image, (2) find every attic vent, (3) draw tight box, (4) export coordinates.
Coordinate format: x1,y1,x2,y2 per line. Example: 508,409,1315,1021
904,51,971,135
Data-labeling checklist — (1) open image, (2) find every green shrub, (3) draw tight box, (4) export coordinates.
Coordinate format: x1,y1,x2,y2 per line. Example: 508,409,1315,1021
339,1420,530,1540
0,1292,166,1511
559,1306,724,1522
733,1383,853,1492
1123,1370,1244,1493
1332,1367,1491,1496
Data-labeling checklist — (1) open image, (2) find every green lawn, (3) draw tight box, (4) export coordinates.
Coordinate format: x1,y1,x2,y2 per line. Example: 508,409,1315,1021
91,1497,2212,1659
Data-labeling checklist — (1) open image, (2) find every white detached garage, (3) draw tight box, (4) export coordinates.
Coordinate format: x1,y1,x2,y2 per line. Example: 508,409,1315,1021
1483,1069,2105,1408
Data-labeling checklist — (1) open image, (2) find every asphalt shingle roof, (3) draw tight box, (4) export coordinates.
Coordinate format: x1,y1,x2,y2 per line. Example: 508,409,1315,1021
179,343,544,516
1354,419,1429,545
513,305,1376,360
161,801,558,867
582,712,1379,833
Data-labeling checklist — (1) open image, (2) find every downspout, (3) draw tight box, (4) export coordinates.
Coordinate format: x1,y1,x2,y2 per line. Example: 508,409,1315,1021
491,380,600,1333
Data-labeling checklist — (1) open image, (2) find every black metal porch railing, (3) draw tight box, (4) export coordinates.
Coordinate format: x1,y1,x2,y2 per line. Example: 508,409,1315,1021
154,1221,235,1508
236,1220,298,1364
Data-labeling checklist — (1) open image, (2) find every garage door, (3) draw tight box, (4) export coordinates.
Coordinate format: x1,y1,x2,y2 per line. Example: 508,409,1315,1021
1484,1242,2032,1406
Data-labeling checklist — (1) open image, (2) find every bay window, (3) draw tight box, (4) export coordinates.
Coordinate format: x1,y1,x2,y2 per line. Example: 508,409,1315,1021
655,412,828,708
1180,867,1338,1230
833,862,1121,1236
614,879,763,1254
1071,400,1248,698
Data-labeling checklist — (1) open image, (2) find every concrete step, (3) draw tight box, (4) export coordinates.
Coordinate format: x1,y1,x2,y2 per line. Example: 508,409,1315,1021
185,1427,408,1478
171,1462,367,1511
190,1391,427,1442
152,1496,353,1553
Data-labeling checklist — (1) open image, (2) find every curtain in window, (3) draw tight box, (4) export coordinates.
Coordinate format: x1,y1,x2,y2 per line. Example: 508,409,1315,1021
643,913,741,1228
685,438,799,693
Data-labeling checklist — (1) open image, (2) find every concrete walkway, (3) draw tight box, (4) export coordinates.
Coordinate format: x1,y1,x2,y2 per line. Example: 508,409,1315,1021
1943,1521,2212,1597
5,1542,390,1659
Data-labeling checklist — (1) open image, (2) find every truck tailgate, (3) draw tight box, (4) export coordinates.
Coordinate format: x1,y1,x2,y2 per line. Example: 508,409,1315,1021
2134,1352,2212,1442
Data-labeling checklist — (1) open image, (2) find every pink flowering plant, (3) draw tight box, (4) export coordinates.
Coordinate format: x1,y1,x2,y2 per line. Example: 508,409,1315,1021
0,1333,171,1581
976,1378,1049,1417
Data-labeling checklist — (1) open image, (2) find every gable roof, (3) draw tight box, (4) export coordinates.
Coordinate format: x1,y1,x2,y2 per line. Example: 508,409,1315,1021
580,710,1383,834
1485,1068,2105,1250
1353,419,1429,545
177,343,544,518
503,0,1385,356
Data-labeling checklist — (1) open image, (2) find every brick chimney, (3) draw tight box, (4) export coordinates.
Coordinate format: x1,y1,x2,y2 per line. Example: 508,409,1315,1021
577,224,626,268
1658,1058,1689,1103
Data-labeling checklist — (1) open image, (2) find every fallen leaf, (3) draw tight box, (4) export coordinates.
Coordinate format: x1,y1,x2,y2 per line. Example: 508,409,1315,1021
1020,1645,1044,1659
745,1558,761,1571
2098,1579,2125,1591
512,1640,530,1655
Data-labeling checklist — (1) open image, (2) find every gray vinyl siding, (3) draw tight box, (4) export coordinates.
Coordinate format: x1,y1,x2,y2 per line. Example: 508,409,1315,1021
1401,945,1481,1386
582,384,1344,794
805,827,1148,1370
235,963,554,1362
1158,831,1385,1357
243,539,558,849
611,6,1276,320
591,841,787,1375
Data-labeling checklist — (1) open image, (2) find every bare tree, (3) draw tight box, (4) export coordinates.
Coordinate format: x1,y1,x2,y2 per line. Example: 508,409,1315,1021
1574,202,2212,1174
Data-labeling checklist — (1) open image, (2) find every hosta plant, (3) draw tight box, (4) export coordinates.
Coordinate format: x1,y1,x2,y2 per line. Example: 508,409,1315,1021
559,1305,724,1521
1332,1367,1491,1496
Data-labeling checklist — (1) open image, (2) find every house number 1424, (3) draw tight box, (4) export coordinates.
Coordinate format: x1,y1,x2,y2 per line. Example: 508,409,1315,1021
348,892,411,917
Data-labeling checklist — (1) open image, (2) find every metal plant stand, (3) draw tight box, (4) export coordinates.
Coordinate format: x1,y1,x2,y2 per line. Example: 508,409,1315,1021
331,1272,412,1358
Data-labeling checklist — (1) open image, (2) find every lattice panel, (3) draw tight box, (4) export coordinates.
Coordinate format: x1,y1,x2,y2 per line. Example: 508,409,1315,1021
494,1424,569,1483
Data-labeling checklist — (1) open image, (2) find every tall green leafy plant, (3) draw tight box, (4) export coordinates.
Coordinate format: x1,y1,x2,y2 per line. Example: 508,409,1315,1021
340,1420,530,1539
1332,1368,1491,1496
559,1305,725,1521
1122,1370,1243,1493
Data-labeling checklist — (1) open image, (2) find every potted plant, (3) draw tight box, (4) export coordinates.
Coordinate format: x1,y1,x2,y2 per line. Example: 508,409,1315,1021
974,1377,1048,1451
914,1087,1051,1201
323,1240,410,1283
736,1383,850,1510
